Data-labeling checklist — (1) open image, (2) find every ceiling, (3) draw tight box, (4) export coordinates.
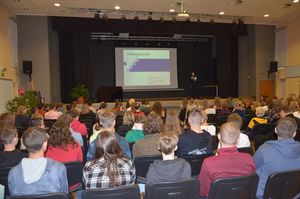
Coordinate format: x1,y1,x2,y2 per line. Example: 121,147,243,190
1,0,300,25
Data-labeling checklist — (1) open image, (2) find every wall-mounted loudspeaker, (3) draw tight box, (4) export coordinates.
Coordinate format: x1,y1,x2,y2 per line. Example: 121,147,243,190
270,61,278,73
22,60,32,81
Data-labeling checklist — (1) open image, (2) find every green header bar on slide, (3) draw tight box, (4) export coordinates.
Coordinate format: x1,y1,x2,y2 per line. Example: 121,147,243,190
124,50,170,59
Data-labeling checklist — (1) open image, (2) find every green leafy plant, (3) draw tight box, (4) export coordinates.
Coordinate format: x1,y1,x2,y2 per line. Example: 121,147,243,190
70,84,90,101
6,91,40,114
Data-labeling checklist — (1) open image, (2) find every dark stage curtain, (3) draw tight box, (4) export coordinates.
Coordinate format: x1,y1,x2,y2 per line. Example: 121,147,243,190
59,32,92,103
216,36,239,98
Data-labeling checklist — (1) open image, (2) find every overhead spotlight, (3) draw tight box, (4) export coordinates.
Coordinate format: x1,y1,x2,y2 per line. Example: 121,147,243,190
293,0,299,3
95,12,100,19
134,16,139,20
114,5,120,10
121,15,126,20
264,14,269,17
210,19,215,24
169,9,175,12
54,3,60,7
219,11,225,15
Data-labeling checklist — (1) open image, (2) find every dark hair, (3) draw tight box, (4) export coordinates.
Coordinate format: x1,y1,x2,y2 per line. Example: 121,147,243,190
48,121,78,150
23,127,48,153
100,102,107,109
66,104,73,111
144,113,163,135
276,117,297,139
49,103,55,110
57,114,73,126
152,102,164,116
0,128,18,144
280,104,290,114
94,131,124,186
0,112,15,128
68,109,80,118
37,103,44,110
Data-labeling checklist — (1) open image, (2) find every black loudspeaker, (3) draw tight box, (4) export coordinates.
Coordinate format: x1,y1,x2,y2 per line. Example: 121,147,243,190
23,61,32,74
270,61,278,73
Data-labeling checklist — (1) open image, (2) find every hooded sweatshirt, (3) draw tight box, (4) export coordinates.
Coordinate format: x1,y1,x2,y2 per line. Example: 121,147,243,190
0,150,27,168
254,139,300,197
146,158,191,185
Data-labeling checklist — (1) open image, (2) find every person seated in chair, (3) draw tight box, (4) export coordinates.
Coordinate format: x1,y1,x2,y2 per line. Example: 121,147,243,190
0,128,27,168
254,117,300,198
177,108,212,156
83,130,136,188
146,131,191,186
248,107,268,129
198,122,256,197
8,127,68,196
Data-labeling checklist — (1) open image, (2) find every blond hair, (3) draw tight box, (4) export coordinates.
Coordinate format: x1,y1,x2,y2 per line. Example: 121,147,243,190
219,122,240,145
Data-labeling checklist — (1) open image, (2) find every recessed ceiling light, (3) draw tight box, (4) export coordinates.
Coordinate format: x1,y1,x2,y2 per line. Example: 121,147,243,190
219,11,225,15
54,3,60,7
169,9,175,12
293,0,299,3
114,5,120,10
264,14,270,17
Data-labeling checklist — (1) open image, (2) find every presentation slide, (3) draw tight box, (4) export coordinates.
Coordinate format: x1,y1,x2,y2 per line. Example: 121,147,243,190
115,48,178,90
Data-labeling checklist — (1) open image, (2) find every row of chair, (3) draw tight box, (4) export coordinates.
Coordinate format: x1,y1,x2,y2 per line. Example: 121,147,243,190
5,169,300,199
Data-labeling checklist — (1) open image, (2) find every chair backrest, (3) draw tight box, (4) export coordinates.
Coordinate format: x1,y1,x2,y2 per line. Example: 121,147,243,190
181,154,213,176
208,174,259,199
6,192,69,199
211,135,219,151
207,114,217,124
82,185,140,199
263,169,300,199
0,166,13,196
145,178,199,199
64,161,83,191
237,147,254,156
133,155,162,178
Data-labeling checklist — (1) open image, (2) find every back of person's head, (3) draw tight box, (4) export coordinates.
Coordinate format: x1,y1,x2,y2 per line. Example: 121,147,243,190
164,110,181,135
123,111,135,126
99,111,116,129
134,102,140,110
158,131,179,155
0,112,15,128
0,128,18,145
255,107,266,117
57,114,73,126
81,103,90,114
16,105,27,115
31,118,44,128
31,112,43,120
276,117,297,139
188,108,203,125
289,101,299,112
227,113,243,129
152,102,163,115
134,114,146,124
66,104,73,111
280,104,290,114
49,121,76,149
37,103,44,110
49,103,56,110
68,109,80,119
100,102,107,110
23,127,48,153
144,113,163,135
128,98,136,106
219,122,240,146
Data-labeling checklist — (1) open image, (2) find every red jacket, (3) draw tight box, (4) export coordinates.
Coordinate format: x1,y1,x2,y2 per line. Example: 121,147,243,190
45,143,83,163
71,120,87,137
198,146,256,197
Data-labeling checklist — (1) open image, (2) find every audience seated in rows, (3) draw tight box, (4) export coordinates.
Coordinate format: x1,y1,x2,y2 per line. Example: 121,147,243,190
116,111,134,137
254,117,300,198
87,111,131,160
125,114,146,143
199,122,256,197
44,104,63,120
132,113,163,158
8,127,68,196
83,130,136,188
248,107,268,129
0,128,27,168
146,131,191,185
177,108,212,156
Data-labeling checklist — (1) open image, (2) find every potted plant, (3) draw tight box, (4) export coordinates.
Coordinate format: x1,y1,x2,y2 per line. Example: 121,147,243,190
70,84,90,103
6,91,40,115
